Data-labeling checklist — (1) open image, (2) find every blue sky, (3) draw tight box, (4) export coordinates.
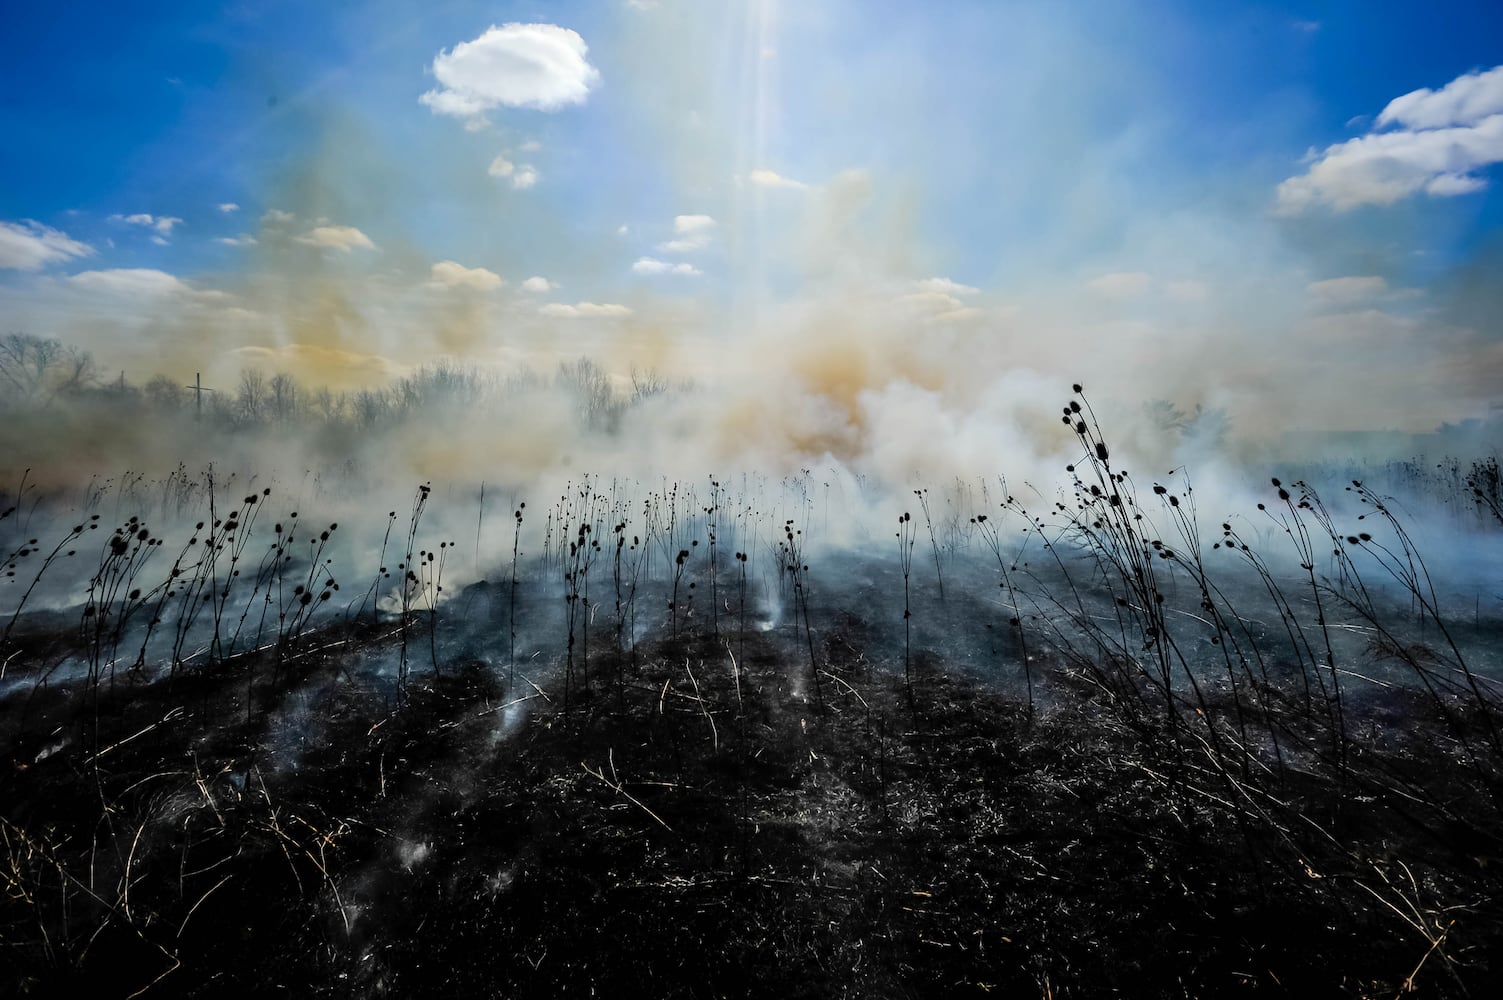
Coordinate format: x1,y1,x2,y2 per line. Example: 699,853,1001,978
2,0,1501,437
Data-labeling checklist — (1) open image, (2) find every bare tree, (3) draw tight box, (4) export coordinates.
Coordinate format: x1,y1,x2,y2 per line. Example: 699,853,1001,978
630,364,669,404
557,356,617,430
144,373,187,410
311,385,345,424
269,372,300,424
237,368,268,424
353,387,389,429
0,333,96,408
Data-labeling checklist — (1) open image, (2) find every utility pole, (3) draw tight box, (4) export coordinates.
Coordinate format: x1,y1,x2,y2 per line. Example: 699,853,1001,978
184,372,216,419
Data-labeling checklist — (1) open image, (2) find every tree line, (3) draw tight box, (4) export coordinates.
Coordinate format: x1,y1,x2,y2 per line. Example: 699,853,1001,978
0,332,683,433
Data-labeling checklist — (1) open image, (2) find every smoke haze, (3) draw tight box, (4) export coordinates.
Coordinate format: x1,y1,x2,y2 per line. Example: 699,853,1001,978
1,1,1500,522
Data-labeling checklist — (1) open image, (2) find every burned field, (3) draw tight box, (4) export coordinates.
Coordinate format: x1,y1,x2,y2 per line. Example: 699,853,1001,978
4,398,1503,998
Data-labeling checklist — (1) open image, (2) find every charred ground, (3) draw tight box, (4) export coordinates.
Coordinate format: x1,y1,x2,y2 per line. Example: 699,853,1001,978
6,395,1503,997
4,588,1501,998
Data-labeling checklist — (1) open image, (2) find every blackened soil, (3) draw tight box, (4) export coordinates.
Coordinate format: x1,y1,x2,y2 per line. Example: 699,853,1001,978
3,620,1502,998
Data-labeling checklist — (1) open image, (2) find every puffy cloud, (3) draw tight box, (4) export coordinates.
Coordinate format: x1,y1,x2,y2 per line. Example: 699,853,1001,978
674,214,716,234
262,209,295,225
421,23,600,119
1278,120,1503,212
488,155,539,189
912,277,978,296
294,225,377,252
0,220,92,270
428,260,504,291
632,256,701,276
67,268,194,298
1425,173,1488,197
217,235,258,247
749,168,807,190
1376,65,1503,130
111,213,182,235
421,89,488,118
521,275,556,293
1278,65,1503,213
539,301,632,318
218,202,239,213
658,214,716,253
894,288,982,322
898,290,966,312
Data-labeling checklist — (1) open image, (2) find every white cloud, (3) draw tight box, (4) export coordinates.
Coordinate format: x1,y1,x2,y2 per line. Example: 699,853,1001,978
896,287,983,322
0,220,92,270
626,0,660,10
1425,173,1489,197
428,260,504,291
489,155,539,189
521,275,555,293
294,225,377,252
674,214,716,234
1306,275,1389,304
262,209,295,225
539,301,632,318
749,168,807,190
658,214,717,253
632,256,701,276
1278,119,1503,212
913,277,978,296
1278,65,1503,213
898,290,965,312
67,268,193,298
421,23,600,119
111,213,182,235
1377,65,1503,130
218,202,240,213
217,234,258,247
519,139,542,153
420,89,489,119
1086,271,1153,298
